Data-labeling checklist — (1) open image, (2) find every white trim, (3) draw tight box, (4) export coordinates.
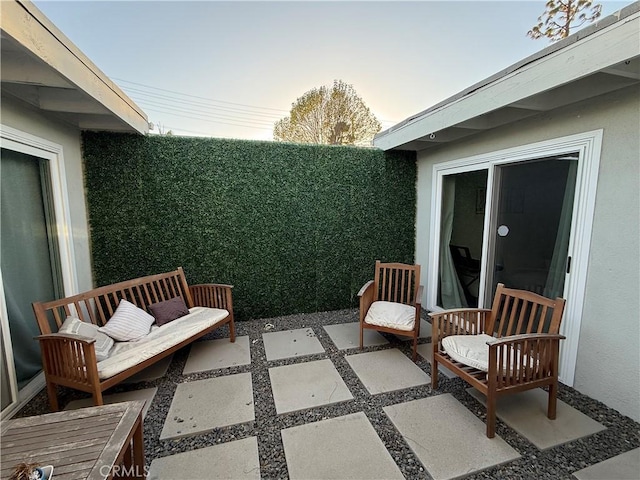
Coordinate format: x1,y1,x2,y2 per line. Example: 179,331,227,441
0,124,79,417
428,130,603,385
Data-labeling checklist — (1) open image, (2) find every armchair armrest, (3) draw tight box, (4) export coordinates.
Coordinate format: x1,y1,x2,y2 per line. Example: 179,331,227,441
357,280,375,323
189,283,234,312
486,333,566,386
414,285,424,309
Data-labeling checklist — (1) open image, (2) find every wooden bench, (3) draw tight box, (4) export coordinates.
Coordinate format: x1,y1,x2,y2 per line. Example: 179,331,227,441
430,283,566,437
32,267,235,411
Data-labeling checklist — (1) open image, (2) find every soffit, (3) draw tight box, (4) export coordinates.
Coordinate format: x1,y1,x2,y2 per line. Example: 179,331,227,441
375,3,640,152
0,0,148,134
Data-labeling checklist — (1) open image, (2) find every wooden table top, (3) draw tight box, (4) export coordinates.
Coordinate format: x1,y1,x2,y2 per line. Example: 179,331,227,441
1,401,145,480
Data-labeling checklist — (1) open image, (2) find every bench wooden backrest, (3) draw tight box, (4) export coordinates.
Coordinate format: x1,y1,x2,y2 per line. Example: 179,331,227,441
32,267,194,334
373,261,421,306
487,283,566,337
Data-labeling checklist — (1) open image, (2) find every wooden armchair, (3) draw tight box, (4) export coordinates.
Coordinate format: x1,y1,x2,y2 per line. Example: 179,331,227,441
358,261,423,361
430,283,566,437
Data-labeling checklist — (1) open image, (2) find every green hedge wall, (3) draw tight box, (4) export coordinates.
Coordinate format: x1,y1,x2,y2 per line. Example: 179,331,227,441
82,132,416,320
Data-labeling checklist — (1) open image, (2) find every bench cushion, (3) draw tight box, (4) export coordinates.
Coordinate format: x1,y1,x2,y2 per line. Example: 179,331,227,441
364,301,416,331
97,307,228,380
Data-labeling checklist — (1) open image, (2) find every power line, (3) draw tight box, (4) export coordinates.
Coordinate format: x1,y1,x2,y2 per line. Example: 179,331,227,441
142,107,272,130
113,77,289,114
125,87,283,120
131,98,276,127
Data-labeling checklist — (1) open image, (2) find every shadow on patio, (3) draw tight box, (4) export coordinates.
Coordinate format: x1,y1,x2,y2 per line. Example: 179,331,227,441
15,308,639,480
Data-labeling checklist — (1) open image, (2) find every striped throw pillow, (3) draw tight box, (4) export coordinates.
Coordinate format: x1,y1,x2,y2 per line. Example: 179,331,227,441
98,299,155,341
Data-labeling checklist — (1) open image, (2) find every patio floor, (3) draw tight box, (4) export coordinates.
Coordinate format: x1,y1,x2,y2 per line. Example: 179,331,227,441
17,309,640,479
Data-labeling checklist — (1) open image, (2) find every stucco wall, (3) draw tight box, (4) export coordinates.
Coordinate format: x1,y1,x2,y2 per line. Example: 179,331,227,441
1,95,93,293
415,85,640,421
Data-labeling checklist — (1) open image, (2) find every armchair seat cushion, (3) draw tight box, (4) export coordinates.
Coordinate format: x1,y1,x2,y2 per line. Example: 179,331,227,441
442,334,536,373
364,301,416,331
442,334,494,371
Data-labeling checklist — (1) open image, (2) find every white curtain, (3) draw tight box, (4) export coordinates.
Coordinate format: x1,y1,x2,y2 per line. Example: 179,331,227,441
544,160,578,299
439,176,468,308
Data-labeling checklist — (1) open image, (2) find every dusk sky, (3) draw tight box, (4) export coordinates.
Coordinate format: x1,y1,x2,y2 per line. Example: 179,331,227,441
34,0,629,140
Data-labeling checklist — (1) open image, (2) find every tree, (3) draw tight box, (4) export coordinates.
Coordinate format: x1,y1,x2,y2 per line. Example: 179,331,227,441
150,122,173,136
527,0,602,42
274,80,381,146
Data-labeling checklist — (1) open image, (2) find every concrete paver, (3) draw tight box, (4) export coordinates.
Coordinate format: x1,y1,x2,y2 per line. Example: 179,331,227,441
269,359,353,414
281,412,404,479
323,322,389,350
148,437,260,480
573,448,640,480
384,394,520,480
346,348,430,394
64,387,157,419
467,387,606,449
263,327,325,361
183,336,251,374
160,373,254,440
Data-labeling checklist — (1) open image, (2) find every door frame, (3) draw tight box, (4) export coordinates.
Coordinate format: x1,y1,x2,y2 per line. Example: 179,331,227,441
427,130,603,386
0,124,79,418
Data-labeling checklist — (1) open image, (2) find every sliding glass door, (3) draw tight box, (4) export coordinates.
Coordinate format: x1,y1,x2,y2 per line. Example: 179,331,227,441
429,131,603,385
1,147,63,409
485,156,578,303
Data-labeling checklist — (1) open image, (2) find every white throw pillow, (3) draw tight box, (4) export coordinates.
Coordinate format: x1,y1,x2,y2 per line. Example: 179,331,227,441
59,316,114,361
364,301,416,331
98,299,155,341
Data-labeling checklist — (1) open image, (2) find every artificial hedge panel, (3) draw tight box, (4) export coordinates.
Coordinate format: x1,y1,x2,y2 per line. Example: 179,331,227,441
82,132,416,320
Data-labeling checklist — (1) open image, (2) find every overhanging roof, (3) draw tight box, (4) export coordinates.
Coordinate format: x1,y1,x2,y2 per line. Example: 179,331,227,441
1,0,148,134
374,2,640,152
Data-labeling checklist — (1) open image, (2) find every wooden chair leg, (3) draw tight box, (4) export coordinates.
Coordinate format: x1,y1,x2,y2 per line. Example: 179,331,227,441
431,358,439,389
359,324,364,351
47,381,59,412
548,382,558,420
486,393,497,438
229,318,236,343
412,335,418,362
92,388,104,407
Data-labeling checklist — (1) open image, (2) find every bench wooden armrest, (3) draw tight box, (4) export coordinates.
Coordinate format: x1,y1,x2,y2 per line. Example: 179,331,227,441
36,332,96,344
189,283,235,342
189,283,233,310
35,333,100,411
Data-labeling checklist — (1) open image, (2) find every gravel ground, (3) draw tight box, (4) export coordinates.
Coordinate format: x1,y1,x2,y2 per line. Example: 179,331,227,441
17,308,640,479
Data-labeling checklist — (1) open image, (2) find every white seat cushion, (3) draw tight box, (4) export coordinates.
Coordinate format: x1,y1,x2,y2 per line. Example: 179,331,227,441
442,334,494,371
97,307,228,379
364,301,416,331
442,334,535,373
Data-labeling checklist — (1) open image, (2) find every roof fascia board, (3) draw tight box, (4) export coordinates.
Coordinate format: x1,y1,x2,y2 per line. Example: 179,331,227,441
3,0,148,133
374,10,640,151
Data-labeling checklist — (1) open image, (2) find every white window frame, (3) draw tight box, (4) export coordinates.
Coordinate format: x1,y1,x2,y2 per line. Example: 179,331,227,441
0,124,79,418
428,130,603,386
